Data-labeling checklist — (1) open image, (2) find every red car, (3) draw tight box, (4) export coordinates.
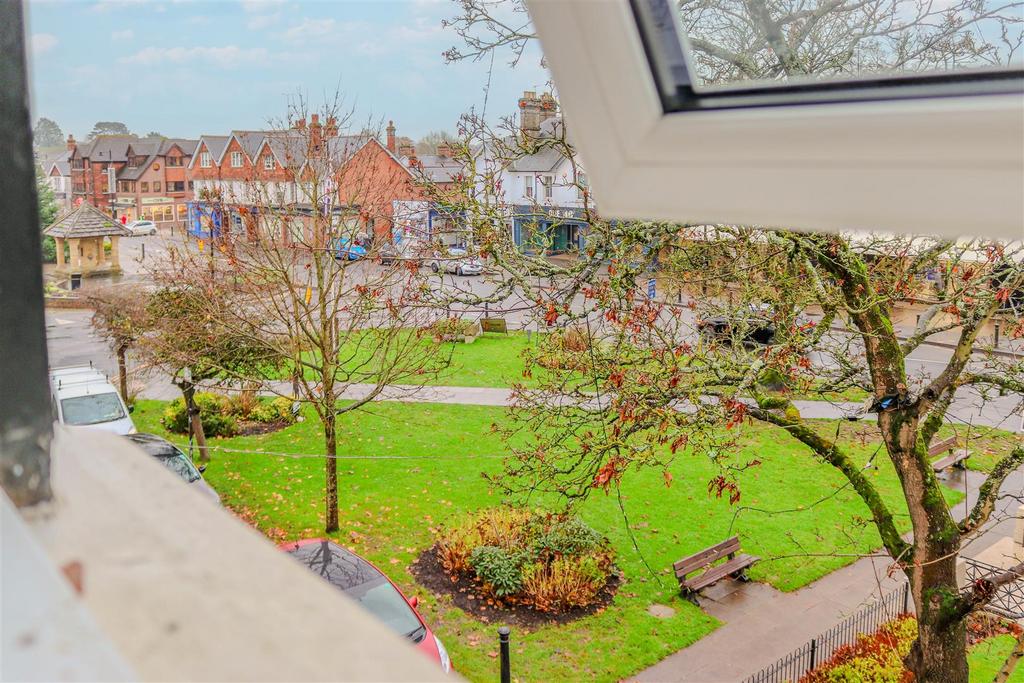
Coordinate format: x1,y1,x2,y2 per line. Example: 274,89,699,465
280,538,451,674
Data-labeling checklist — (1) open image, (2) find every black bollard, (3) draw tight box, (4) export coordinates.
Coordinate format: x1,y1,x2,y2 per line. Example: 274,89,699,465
498,626,511,683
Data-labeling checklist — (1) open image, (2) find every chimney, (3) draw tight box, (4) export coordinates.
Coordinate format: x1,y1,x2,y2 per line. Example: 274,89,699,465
539,93,558,128
436,141,451,158
310,113,322,148
325,116,338,138
519,90,541,137
66,134,76,152
397,142,415,158
386,120,396,154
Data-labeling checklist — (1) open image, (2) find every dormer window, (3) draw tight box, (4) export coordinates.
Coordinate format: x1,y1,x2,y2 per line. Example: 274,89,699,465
231,151,243,168
200,151,211,168
264,156,274,170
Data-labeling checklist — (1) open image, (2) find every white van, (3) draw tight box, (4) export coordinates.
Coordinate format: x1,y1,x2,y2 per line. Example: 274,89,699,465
50,365,136,435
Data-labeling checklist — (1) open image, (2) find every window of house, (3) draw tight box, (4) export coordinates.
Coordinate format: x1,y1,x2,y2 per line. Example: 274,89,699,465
188,181,195,190
231,151,243,168
576,172,588,200
166,156,182,167
524,176,533,199
153,181,161,192
542,175,553,199
528,0,1024,239
264,156,275,170
141,181,149,192
200,152,211,168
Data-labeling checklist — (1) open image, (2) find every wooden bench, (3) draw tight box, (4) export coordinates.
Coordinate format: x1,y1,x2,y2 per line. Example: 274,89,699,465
674,536,759,601
928,436,971,472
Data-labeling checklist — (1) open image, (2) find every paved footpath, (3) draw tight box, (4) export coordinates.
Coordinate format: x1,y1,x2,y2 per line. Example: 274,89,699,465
630,466,1024,683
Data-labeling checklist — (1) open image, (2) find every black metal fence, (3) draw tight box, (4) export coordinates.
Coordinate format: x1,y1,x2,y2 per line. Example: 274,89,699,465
742,583,911,683
964,557,1024,619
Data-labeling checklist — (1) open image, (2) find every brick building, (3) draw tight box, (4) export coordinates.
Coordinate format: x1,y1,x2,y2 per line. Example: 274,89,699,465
67,134,197,227
188,115,422,244
114,138,198,226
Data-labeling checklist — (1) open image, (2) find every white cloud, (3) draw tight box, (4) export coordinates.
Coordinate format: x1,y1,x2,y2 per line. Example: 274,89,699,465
123,45,271,68
111,29,135,41
31,33,58,55
283,17,337,41
240,0,286,13
246,13,279,30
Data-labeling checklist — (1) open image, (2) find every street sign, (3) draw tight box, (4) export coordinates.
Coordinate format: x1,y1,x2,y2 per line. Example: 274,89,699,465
647,278,656,300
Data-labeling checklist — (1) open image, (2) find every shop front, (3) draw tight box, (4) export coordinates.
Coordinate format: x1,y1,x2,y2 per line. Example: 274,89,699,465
510,205,588,254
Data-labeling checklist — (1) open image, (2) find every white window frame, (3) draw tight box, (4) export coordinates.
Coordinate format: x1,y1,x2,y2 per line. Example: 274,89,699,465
200,151,211,168
231,151,243,168
264,155,275,171
525,0,1024,239
542,175,554,199
524,175,533,199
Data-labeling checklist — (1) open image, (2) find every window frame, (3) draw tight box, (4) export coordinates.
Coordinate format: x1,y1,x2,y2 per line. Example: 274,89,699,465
231,151,243,168
263,155,275,171
525,0,1024,239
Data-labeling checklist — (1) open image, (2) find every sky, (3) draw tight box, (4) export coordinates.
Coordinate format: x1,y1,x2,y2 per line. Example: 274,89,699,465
26,0,548,142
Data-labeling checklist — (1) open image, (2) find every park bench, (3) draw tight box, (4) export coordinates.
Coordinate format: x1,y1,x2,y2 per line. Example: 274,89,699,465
674,536,759,601
928,436,971,473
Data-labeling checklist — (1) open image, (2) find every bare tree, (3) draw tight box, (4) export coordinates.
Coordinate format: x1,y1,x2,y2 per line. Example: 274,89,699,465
164,97,448,532
88,286,147,403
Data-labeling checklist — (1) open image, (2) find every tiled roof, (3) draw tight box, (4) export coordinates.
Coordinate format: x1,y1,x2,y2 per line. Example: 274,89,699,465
44,203,132,239
508,146,565,173
198,136,230,163
75,135,138,163
402,154,463,183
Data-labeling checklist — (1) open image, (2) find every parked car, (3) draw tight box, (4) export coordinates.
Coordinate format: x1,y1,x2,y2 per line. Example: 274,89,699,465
427,247,483,276
123,433,221,505
49,365,136,435
697,303,778,347
126,219,158,236
281,538,451,674
333,237,367,261
380,237,425,266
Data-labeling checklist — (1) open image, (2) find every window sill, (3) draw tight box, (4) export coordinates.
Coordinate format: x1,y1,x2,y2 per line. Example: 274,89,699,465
7,428,449,682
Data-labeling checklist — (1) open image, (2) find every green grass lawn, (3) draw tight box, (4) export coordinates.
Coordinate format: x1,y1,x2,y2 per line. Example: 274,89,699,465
970,634,1024,683
132,400,972,682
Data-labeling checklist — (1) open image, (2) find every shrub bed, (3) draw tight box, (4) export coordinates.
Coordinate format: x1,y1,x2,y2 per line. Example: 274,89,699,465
422,508,618,618
162,392,295,437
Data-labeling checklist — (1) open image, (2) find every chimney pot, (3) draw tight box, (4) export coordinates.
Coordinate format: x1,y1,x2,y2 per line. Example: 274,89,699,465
67,134,76,151
436,141,451,157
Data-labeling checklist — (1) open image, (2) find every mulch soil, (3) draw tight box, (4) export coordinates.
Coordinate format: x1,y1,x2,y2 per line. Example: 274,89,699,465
410,543,621,630
235,419,292,436
966,610,1023,646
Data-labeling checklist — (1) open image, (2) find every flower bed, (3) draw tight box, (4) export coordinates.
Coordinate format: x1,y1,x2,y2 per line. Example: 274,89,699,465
412,508,619,626
162,392,296,437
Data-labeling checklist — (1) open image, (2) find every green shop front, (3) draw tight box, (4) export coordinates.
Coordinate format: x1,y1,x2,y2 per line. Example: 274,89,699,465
511,205,588,254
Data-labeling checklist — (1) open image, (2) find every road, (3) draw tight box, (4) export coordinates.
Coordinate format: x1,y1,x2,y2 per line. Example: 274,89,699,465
45,229,1023,432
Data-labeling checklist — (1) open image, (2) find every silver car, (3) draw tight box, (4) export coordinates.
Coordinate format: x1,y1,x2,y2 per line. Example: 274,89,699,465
428,247,483,276
126,219,158,236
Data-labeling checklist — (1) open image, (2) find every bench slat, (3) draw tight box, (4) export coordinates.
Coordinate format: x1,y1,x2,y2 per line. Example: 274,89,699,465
927,436,958,457
673,536,741,576
932,449,971,472
682,555,759,592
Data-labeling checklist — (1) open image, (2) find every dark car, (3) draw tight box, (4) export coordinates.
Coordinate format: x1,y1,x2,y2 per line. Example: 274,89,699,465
698,303,778,346
281,538,451,674
124,433,221,505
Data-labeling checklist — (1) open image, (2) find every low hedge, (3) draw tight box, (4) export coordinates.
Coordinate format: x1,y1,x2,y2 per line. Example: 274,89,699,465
162,392,295,438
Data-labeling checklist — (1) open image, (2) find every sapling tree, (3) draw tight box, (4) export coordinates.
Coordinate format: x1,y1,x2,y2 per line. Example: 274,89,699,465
88,286,147,403
161,96,449,532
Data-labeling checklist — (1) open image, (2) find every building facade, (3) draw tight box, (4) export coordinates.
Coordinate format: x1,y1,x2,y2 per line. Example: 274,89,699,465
113,138,198,226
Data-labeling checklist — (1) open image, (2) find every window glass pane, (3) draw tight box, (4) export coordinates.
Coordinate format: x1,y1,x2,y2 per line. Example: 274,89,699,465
60,393,125,426
641,0,1023,92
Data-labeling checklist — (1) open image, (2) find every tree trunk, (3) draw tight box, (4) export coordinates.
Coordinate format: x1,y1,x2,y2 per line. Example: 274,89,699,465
905,552,969,683
181,381,210,464
880,411,968,683
324,411,339,532
116,343,129,403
